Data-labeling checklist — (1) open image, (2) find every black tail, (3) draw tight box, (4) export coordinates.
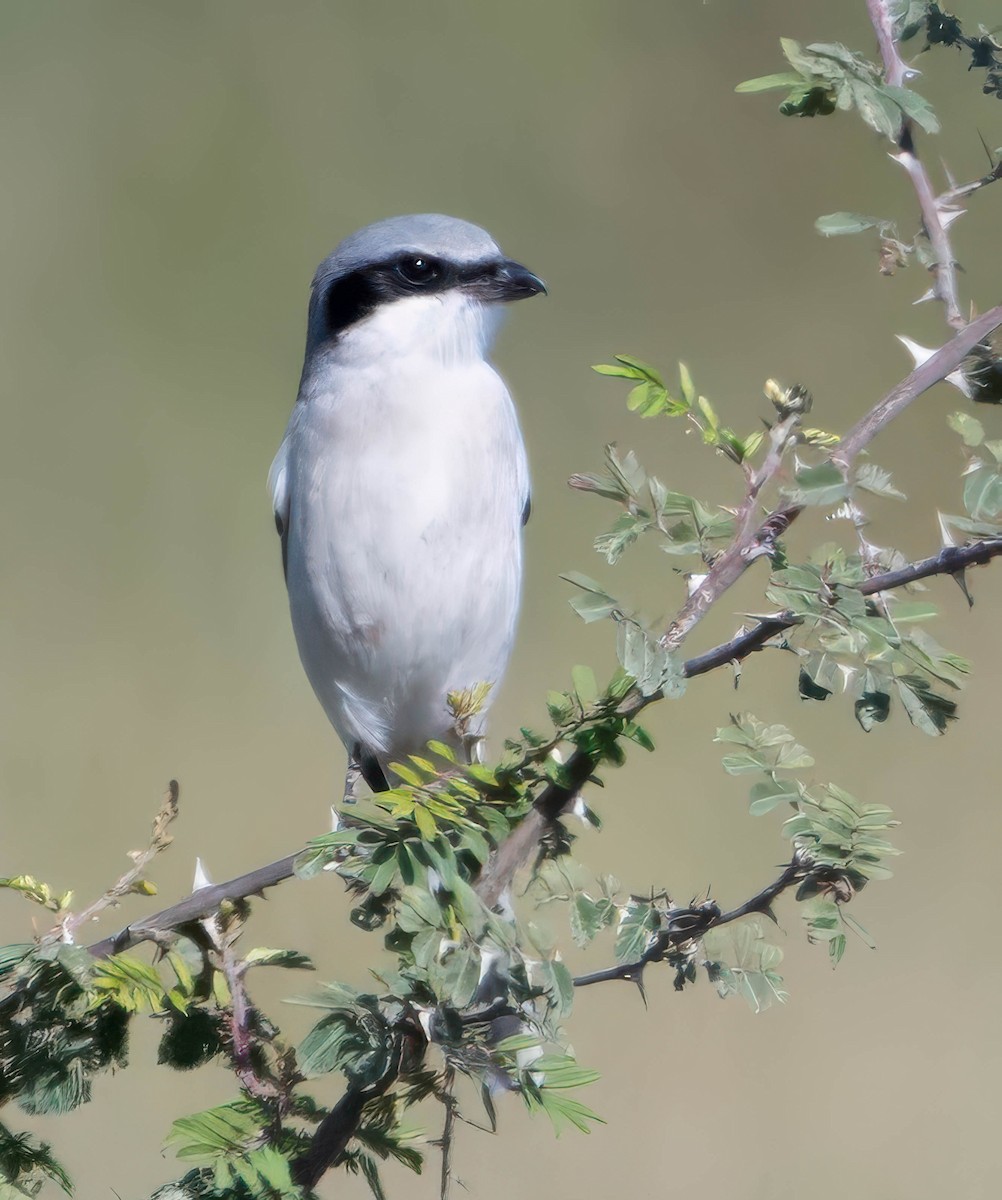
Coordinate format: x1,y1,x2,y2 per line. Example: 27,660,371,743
354,744,390,794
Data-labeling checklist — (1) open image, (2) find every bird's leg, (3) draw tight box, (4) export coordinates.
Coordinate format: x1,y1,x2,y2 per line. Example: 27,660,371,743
461,734,485,766
341,756,363,807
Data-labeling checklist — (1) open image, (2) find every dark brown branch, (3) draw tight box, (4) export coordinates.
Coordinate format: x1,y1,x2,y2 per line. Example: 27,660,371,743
573,860,805,989
291,1038,403,1190
87,853,299,958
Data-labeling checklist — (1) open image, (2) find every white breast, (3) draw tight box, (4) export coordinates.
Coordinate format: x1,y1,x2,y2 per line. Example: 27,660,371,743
272,292,528,769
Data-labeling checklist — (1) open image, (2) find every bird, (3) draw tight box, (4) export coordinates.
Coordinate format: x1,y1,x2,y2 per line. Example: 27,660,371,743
269,214,545,801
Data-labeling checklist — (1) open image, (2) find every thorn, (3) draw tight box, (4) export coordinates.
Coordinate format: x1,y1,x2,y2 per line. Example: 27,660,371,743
950,569,975,607
632,970,648,1008
192,857,213,891
937,511,958,549
897,335,974,397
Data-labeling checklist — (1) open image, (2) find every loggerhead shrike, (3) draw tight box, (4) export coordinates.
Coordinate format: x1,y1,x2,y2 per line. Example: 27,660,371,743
269,214,545,797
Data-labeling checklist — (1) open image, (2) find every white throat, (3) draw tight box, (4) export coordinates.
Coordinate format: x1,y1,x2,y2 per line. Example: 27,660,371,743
330,291,505,370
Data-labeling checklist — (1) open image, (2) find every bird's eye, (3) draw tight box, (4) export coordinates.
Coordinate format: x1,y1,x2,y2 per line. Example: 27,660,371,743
396,256,440,287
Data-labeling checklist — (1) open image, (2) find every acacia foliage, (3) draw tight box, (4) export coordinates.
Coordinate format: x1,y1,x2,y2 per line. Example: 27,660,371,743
3,3,1002,1197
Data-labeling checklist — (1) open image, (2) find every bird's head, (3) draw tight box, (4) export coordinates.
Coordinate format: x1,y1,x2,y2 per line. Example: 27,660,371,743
303,213,546,365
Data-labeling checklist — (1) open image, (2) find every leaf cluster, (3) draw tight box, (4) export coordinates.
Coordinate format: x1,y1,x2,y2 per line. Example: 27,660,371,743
738,38,939,135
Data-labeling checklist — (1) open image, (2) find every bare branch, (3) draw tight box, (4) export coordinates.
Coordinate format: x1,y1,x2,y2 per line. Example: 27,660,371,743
834,305,1002,465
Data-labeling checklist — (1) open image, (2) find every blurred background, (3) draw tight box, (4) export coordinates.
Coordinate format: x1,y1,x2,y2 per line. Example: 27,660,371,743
2,1,1001,1196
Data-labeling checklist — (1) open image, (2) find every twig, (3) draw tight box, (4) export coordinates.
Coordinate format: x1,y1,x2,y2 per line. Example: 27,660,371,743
661,409,803,652
58,781,179,943
215,919,283,1106
573,860,805,988
682,536,1002,677
867,0,964,328
439,1067,457,1200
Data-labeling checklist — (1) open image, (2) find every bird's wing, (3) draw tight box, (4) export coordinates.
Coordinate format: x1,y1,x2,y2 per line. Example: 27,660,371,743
521,493,531,526
268,432,292,582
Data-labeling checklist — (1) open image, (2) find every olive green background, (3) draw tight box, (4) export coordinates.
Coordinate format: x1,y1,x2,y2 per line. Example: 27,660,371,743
2,2,1001,1196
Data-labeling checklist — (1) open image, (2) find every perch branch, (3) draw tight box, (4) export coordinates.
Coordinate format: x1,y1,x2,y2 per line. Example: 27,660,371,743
87,852,299,958
80,534,1002,949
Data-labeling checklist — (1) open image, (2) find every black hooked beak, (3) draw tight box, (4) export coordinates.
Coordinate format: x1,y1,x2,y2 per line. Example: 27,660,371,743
465,258,547,303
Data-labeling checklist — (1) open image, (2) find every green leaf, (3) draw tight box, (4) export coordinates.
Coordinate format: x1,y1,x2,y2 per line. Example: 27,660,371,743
592,355,665,384
560,572,620,623
569,893,617,948
948,411,985,446
571,664,598,708
748,779,801,816
703,922,788,1012
368,856,399,898
735,71,806,93
882,83,940,133
895,675,957,735
616,621,684,699
614,900,659,963
242,947,315,971
855,462,906,500
815,211,890,236
784,462,849,506
964,463,1002,521
413,804,437,841
92,953,171,1013
166,1099,262,1160
531,1090,605,1136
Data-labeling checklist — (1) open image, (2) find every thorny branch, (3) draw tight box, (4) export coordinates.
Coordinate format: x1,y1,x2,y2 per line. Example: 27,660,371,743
834,304,1002,464
80,531,1002,949
290,1037,404,1190
682,536,1002,678
212,905,285,1106
87,852,299,959
478,302,1002,908
573,859,806,989
867,0,964,328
